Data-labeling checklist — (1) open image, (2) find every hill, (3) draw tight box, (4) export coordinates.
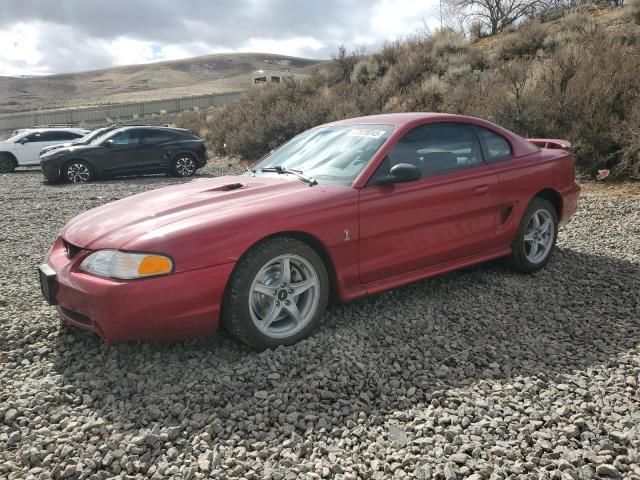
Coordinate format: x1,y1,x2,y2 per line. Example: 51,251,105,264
0,53,326,114
176,5,640,179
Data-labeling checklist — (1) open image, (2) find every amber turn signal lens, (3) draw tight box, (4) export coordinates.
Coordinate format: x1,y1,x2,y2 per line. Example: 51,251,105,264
137,255,173,276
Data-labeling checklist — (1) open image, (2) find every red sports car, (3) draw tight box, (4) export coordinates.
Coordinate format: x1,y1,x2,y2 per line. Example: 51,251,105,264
39,113,580,349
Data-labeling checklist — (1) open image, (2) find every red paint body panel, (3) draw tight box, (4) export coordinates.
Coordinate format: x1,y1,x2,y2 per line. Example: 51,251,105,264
43,113,580,342
358,164,501,283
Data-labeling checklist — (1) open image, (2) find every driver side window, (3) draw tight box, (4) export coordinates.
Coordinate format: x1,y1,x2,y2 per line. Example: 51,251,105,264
22,132,45,143
111,130,143,145
373,123,484,182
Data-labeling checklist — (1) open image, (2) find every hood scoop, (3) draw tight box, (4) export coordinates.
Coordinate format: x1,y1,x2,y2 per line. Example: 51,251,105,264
204,183,244,192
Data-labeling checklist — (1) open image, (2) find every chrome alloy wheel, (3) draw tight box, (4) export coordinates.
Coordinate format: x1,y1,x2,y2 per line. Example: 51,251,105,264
524,209,554,264
175,156,196,177
249,254,320,338
66,162,90,182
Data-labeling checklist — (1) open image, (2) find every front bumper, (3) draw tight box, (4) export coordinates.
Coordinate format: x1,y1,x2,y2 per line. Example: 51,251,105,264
40,160,62,181
43,237,235,342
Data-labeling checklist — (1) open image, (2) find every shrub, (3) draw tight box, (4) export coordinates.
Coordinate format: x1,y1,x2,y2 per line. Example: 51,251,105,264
560,12,597,35
383,49,433,89
350,58,383,85
497,22,547,60
173,111,207,136
614,103,640,179
373,40,402,68
174,14,640,179
632,0,640,24
468,22,485,42
444,63,473,83
431,30,468,57
467,48,489,71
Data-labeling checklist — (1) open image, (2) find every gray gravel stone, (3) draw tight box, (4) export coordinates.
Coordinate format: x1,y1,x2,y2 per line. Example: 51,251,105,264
0,169,638,480
596,464,620,477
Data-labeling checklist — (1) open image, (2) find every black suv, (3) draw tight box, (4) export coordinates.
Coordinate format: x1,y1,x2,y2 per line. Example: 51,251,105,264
39,125,117,156
40,126,207,183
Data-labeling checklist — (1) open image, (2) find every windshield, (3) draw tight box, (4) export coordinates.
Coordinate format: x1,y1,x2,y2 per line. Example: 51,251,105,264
79,128,108,144
4,131,28,143
90,128,121,146
252,124,395,186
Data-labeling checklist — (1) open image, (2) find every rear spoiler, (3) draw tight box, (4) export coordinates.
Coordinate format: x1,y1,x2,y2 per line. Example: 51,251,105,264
528,138,572,152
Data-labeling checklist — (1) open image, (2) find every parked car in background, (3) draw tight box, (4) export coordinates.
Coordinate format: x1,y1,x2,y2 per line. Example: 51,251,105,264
0,128,90,173
11,128,31,137
39,125,117,155
40,126,207,182
39,113,580,349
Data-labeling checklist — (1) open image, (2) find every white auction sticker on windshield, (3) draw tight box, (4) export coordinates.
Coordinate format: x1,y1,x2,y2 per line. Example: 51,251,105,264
347,129,386,138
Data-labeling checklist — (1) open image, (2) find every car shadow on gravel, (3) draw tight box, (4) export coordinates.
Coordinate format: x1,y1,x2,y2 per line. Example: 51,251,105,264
49,247,639,438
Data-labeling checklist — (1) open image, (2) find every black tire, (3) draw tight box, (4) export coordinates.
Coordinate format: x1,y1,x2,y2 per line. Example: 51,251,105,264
222,237,329,349
63,160,94,183
0,153,16,173
509,197,558,273
171,154,197,177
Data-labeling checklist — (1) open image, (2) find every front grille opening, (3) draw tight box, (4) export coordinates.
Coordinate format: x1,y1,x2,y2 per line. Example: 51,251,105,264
63,240,82,259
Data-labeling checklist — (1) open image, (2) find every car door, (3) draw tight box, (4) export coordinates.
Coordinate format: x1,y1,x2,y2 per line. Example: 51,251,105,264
358,122,501,284
141,129,178,170
15,131,58,165
104,129,147,174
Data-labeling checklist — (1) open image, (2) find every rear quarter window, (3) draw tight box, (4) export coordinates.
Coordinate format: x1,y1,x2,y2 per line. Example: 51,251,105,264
476,127,512,163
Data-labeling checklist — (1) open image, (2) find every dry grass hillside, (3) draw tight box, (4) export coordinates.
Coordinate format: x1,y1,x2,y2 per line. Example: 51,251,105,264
176,4,640,179
0,53,325,113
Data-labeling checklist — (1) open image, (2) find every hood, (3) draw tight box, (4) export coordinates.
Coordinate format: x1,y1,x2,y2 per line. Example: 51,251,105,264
42,144,94,157
62,175,317,250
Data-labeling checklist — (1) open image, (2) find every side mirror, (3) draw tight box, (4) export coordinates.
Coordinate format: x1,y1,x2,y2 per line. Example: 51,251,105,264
104,139,114,148
17,138,29,144
377,163,421,185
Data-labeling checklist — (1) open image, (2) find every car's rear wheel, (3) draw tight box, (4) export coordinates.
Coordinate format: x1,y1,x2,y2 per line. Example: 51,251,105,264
171,154,197,177
222,237,329,349
509,198,558,273
64,160,93,183
0,153,16,173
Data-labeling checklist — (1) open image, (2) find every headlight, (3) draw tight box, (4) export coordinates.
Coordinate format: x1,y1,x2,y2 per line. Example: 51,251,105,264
41,151,63,161
79,250,173,279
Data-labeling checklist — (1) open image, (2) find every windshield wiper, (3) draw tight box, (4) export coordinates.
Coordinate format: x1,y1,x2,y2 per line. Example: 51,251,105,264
260,166,317,186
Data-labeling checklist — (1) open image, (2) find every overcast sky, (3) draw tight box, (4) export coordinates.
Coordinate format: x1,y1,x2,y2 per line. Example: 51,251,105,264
0,0,441,76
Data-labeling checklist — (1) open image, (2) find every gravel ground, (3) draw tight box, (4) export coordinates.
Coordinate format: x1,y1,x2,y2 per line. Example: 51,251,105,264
0,165,638,480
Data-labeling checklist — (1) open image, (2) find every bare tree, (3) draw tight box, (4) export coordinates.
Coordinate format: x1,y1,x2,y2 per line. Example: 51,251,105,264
332,45,367,83
445,0,547,35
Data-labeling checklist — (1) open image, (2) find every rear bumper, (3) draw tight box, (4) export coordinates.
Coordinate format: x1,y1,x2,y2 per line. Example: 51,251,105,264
196,155,208,168
560,183,580,226
44,237,234,342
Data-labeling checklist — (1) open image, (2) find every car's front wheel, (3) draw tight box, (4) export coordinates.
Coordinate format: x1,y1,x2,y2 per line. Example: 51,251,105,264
171,154,197,177
0,153,16,173
222,237,329,349
509,197,558,273
64,160,93,183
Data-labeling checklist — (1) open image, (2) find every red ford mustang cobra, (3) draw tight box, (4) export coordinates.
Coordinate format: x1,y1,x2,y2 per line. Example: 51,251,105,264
39,113,580,349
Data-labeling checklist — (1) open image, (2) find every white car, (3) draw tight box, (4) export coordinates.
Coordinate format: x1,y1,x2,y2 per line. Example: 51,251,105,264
0,128,89,173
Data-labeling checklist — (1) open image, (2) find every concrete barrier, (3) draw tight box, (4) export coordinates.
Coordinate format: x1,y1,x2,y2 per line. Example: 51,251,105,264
0,91,243,133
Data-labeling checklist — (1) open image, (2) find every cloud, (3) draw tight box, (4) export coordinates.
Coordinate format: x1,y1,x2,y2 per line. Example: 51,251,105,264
0,0,440,75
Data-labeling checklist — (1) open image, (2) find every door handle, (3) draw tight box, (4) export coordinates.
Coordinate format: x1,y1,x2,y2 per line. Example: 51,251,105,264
474,185,490,195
